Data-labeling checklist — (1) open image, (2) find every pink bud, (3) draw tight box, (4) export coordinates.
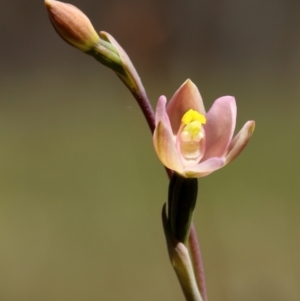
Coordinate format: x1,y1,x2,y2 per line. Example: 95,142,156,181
45,0,100,52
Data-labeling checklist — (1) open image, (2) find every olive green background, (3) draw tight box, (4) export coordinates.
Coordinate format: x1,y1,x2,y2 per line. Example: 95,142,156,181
0,1,299,300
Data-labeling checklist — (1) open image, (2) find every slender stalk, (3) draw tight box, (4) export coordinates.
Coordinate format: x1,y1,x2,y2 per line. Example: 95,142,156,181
131,89,156,133
189,224,208,301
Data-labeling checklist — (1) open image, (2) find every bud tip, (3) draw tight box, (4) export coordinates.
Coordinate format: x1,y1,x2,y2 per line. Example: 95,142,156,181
44,0,54,8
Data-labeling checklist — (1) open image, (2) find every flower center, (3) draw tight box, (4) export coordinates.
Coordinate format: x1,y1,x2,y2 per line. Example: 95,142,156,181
179,109,206,160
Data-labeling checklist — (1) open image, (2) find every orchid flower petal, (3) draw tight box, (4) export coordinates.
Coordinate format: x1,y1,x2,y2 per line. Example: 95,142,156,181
183,157,225,178
155,96,171,127
153,121,184,175
167,79,206,134
202,96,236,161
225,120,255,165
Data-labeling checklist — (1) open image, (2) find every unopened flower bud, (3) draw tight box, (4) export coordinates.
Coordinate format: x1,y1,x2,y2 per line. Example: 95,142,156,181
45,0,146,98
45,0,100,52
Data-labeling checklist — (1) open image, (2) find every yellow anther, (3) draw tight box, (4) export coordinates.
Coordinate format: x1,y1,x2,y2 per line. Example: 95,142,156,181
183,121,201,139
181,109,206,125
180,110,206,160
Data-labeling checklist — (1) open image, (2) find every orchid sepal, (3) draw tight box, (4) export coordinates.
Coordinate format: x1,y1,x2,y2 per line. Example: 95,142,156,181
225,120,255,165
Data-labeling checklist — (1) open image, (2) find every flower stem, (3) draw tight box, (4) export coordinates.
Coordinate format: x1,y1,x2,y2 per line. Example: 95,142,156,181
189,224,208,301
130,89,156,134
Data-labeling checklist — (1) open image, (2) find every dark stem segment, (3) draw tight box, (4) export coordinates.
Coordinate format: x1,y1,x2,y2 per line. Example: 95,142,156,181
168,173,198,244
189,224,208,301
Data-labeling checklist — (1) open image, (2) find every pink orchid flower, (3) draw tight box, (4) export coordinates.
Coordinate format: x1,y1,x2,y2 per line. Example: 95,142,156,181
153,79,255,178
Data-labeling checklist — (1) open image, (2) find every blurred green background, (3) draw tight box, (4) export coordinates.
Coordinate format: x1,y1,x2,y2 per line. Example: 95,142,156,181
0,0,299,300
